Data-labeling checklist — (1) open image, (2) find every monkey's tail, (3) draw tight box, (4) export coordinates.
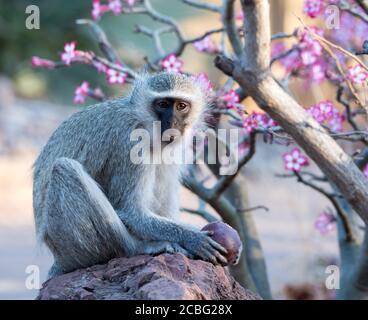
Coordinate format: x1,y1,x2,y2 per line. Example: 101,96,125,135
43,157,138,271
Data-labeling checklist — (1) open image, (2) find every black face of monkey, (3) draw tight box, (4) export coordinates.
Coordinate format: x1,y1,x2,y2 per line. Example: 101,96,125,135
152,97,191,141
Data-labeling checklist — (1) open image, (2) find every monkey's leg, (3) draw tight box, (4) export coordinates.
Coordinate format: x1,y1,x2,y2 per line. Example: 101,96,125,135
43,157,139,276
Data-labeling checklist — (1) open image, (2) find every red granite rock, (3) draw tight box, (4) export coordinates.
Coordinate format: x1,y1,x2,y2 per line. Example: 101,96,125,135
37,253,260,300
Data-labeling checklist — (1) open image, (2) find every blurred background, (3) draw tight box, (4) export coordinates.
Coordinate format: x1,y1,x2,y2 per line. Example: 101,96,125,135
0,0,337,299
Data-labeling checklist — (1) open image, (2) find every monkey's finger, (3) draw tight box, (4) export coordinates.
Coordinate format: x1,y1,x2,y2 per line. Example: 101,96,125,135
208,238,228,255
204,251,218,265
207,245,228,265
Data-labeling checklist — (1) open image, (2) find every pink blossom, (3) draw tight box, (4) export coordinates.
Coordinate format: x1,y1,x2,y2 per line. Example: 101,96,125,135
241,114,258,133
124,0,137,6
160,54,183,73
347,64,368,85
279,49,301,72
364,164,368,178
31,56,56,69
93,60,107,73
307,63,326,82
191,73,213,93
307,100,335,123
91,0,109,20
108,0,122,15
271,42,286,59
221,90,239,109
235,10,244,22
74,81,90,104
106,68,127,84
314,211,336,235
283,148,309,172
60,42,77,65
303,0,325,18
307,100,343,131
253,112,277,128
193,36,219,54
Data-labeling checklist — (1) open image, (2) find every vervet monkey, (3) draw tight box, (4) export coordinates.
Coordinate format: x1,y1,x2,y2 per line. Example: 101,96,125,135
33,72,228,277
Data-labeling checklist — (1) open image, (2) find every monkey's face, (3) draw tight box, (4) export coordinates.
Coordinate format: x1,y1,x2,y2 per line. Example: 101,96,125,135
152,97,191,143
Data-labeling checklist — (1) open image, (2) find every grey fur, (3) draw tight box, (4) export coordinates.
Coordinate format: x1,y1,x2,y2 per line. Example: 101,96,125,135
33,72,227,278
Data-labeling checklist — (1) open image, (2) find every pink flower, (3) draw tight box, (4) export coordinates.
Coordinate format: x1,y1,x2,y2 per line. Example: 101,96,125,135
106,68,127,84
271,42,286,59
253,112,277,128
314,211,336,235
91,0,109,20
160,54,183,73
283,148,309,172
347,64,368,85
304,0,325,18
124,0,137,6
61,42,77,65
221,90,239,109
108,0,122,15
193,36,219,54
307,100,343,131
93,60,107,73
191,73,213,93
307,100,334,123
308,63,326,82
241,113,258,133
235,10,244,22
74,81,90,104
363,164,368,178
31,56,56,69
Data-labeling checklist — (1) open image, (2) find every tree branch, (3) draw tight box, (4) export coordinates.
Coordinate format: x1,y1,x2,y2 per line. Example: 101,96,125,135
215,0,368,225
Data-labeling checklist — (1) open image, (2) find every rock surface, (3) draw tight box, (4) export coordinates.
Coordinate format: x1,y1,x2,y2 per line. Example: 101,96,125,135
37,253,260,300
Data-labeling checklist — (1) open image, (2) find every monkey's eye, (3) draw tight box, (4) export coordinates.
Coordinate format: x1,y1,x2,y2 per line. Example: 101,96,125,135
156,99,170,109
176,101,190,112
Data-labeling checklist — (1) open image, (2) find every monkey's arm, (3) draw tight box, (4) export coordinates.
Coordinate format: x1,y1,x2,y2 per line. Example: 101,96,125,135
117,206,227,265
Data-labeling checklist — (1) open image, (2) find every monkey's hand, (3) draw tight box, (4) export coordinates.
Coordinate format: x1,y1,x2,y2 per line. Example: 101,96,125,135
182,231,228,266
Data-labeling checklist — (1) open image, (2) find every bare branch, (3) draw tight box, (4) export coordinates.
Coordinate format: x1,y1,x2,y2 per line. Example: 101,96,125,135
294,172,353,242
211,132,256,198
180,207,218,223
215,0,368,225
76,19,120,63
182,0,221,12
237,205,269,213
222,0,243,57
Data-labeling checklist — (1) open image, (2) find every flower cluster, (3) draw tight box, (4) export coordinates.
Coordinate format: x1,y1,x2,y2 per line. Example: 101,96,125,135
306,100,344,132
283,148,309,172
91,0,136,20
221,89,240,109
160,54,183,73
31,56,56,69
193,36,219,54
74,81,90,104
240,112,277,133
329,10,368,50
347,64,368,85
314,211,336,235
303,0,325,18
61,42,79,65
274,27,327,82
74,81,104,104
106,68,127,84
